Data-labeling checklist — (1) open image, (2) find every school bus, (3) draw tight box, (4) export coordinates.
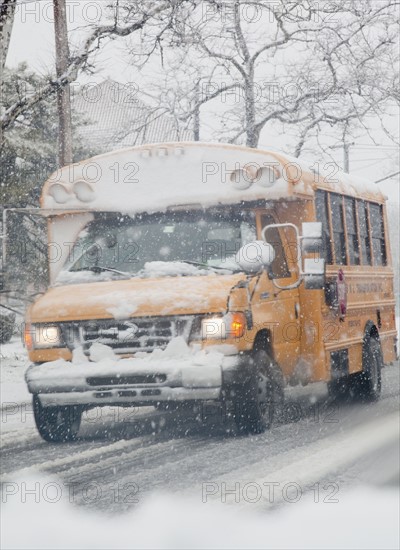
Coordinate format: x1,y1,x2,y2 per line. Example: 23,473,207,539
22,143,397,442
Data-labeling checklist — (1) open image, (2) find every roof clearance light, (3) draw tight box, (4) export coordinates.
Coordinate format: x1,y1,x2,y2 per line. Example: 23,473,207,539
284,162,302,184
255,166,280,188
230,169,253,190
174,147,184,156
48,183,71,204
141,149,151,158
157,148,168,157
73,180,95,203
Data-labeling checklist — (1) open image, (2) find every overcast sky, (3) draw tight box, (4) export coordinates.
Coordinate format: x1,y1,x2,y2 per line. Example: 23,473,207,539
6,0,399,203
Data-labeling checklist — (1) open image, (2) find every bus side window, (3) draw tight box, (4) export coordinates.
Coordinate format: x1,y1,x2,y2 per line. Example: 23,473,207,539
261,215,291,279
357,201,372,265
369,203,387,266
315,190,333,264
345,197,360,265
330,193,346,265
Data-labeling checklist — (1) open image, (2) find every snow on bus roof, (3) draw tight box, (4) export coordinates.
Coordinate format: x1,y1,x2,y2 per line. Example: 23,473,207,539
41,142,385,214
285,151,386,199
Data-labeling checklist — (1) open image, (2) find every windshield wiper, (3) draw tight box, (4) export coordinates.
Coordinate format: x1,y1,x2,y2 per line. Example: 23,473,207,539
179,260,239,272
72,266,130,278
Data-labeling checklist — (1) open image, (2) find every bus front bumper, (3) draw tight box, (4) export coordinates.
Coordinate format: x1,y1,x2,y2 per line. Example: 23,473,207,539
25,353,247,408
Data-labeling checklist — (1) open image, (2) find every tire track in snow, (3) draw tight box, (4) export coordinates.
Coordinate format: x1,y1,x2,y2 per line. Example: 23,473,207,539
65,370,400,511
0,435,157,481
1,411,213,481
190,410,400,509
1,364,398,512
0,406,175,471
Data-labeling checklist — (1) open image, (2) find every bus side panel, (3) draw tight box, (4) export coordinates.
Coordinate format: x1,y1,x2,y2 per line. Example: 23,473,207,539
324,266,397,373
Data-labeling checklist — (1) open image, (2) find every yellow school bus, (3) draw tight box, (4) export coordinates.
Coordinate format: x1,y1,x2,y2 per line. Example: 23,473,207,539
23,143,397,442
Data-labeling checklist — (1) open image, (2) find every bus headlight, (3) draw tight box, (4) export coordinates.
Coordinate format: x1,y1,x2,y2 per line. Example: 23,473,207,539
25,324,62,349
201,313,246,340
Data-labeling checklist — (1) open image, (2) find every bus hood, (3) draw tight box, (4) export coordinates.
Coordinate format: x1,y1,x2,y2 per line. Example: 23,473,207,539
28,274,245,323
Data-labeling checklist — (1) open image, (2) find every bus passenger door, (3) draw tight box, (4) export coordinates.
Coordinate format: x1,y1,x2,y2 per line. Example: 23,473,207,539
254,213,301,378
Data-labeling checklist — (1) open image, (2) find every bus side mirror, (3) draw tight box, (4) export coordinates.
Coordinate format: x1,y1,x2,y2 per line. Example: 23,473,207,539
303,258,325,289
236,241,275,273
301,222,323,255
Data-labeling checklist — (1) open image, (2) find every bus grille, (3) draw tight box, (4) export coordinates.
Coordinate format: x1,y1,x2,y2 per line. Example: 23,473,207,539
61,316,193,355
87,374,167,386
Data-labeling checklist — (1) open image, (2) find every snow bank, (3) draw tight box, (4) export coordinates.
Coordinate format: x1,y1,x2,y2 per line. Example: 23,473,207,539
0,338,30,406
1,475,398,550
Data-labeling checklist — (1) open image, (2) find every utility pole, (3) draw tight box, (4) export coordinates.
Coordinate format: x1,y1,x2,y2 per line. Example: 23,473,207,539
330,142,354,173
53,0,72,167
193,80,200,142
0,0,17,71
343,142,352,173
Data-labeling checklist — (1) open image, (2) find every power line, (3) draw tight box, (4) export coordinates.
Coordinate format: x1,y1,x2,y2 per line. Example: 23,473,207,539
351,159,387,172
375,171,400,184
352,145,399,150
350,158,390,163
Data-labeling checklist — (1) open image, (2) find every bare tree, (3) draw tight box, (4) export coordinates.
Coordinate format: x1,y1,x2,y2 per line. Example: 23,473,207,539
0,0,185,135
2,0,398,155
146,0,399,152
0,0,16,70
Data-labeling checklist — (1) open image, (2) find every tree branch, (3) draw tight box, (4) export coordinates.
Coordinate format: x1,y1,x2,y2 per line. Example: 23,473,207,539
1,2,169,133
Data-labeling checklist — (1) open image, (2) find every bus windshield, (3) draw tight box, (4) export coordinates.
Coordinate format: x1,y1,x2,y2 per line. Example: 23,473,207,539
57,209,257,283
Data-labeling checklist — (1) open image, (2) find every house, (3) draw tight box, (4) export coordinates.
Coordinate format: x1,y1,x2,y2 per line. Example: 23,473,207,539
73,79,193,153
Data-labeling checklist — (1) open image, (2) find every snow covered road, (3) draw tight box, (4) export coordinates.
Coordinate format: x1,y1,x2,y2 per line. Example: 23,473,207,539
1,355,399,515
1,336,399,548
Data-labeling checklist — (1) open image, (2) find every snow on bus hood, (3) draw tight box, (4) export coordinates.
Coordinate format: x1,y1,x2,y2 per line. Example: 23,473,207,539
29,273,245,323
28,338,227,389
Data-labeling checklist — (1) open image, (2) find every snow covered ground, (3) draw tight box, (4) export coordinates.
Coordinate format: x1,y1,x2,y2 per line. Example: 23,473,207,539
1,325,399,550
2,480,399,550
0,337,31,406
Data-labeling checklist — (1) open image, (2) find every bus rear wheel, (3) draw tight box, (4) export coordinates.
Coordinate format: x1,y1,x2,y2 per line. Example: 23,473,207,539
33,395,82,443
327,377,352,401
234,350,283,435
351,335,382,401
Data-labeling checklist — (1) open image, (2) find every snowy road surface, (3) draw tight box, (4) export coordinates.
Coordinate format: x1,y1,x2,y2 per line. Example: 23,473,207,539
1,338,399,548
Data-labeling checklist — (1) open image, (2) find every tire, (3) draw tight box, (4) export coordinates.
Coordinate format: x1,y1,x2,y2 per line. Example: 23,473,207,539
33,395,82,442
154,402,180,412
351,335,382,401
233,350,284,435
327,376,351,401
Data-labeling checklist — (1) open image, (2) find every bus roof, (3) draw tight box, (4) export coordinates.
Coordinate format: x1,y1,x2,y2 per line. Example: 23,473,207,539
41,142,385,214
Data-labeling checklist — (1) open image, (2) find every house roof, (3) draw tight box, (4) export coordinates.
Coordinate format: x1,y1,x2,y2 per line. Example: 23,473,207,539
73,79,193,152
